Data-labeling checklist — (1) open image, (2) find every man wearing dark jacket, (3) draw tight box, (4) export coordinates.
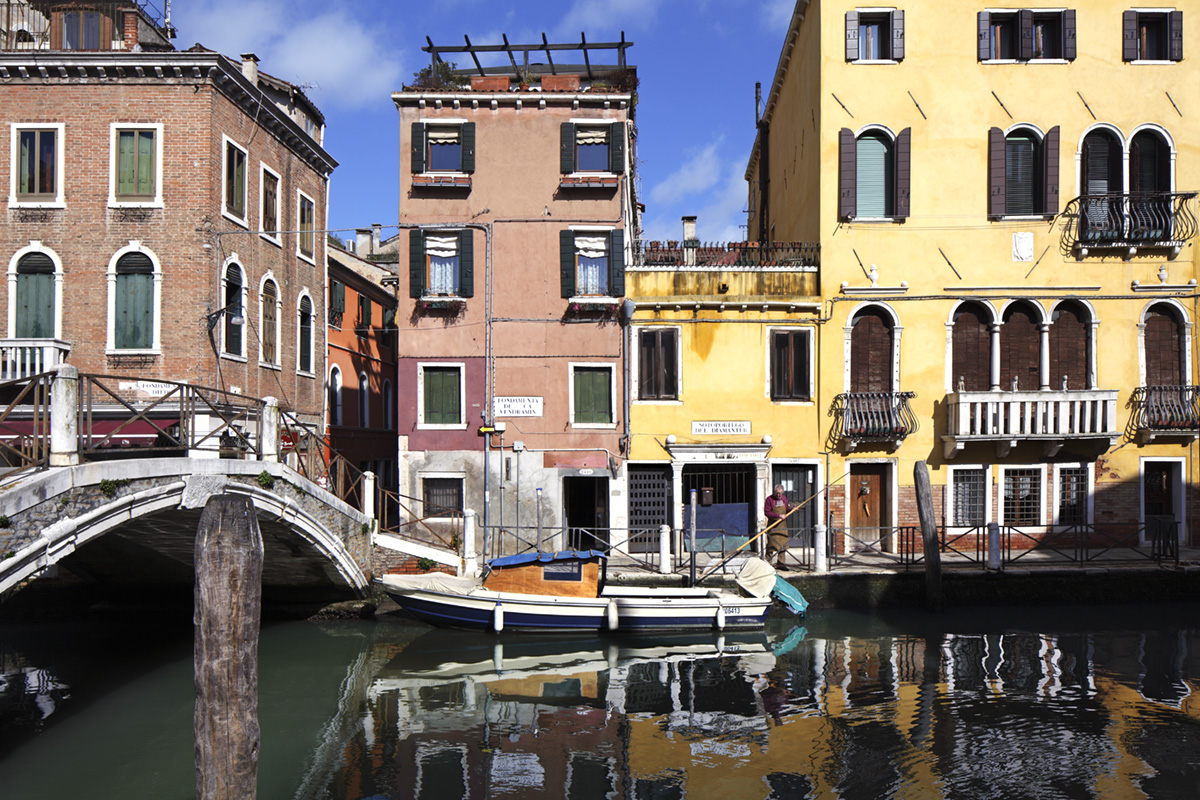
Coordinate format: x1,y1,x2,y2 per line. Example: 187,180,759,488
763,484,791,564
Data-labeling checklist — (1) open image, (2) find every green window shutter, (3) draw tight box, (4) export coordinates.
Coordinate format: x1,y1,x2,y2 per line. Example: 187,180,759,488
115,254,153,349
137,130,154,195
560,123,576,173
15,254,54,339
410,228,426,298
411,122,425,173
330,280,345,314
461,122,476,173
458,229,474,297
425,367,461,425
574,368,611,424
608,228,625,297
299,297,313,371
608,122,625,173
855,133,890,217
117,131,135,195
560,230,575,298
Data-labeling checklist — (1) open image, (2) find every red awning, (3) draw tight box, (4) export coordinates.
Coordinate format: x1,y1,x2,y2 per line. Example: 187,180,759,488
0,418,179,448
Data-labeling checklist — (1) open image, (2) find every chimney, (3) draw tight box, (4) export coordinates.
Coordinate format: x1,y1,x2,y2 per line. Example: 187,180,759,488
355,228,372,256
241,53,260,85
682,216,698,267
123,11,139,51
371,223,382,252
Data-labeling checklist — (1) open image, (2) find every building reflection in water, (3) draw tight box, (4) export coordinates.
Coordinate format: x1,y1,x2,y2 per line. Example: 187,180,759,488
308,615,1199,800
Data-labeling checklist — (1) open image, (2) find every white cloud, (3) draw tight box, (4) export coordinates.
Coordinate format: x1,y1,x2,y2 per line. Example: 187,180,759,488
642,160,749,243
649,140,724,206
760,0,796,30
171,1,404,112
552,0,667,37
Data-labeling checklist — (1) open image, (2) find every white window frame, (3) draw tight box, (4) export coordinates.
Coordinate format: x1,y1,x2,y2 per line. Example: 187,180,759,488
765,325,816,404
568,118,619,177
851,125,900,221
220,255,248,361
9,123,66,209
1051,462,1094,527
258,272,282,369
296,189,316,264
1129,8,1177,65
417,473,467,519
849,7,901,64
999,123,1050,220
569,361,617,429
842,302,902,393
221,135,249,227
566,224,617,300
107,122,163,209
945,465,993,530
1137,298,1193,387
1139,456,1186,545
417,119,468,175
105,240,162,354
296,289,315,376
997,464,1048,528
357,370,370,428
417,361,467,431
259,163,281,246
632,324,683,405
7,241,64,339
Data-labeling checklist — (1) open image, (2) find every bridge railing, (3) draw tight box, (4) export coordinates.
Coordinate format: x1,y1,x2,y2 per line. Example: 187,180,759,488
0,371,54,476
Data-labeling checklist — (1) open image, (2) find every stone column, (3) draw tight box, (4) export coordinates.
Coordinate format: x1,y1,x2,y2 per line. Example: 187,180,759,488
1038,323,1051,390
50,365,79,467
361,470,376,519
260,396,279,462
462,509,478,578
990,323,1002,390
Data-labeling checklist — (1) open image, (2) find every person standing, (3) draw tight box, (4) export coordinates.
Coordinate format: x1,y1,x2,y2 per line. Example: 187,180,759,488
763,484,792,564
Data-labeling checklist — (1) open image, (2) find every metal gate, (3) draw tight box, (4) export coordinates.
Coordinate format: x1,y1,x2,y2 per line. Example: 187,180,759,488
628,464,672,553
772,464,817,547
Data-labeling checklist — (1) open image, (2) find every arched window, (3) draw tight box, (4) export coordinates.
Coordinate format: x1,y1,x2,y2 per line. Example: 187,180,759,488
1130,130,1173,241
988,126,1060,218
1080,129,1124,243
297,294,313,374
383,380,394,430
358,370,370,428
14,252,55,339
1000,303,1040,391
114,252,153,349
838,127,910,220
1048,302,1090,390
328,367,343,426
222,263,244,356
952,303,992,391
1144,304,1184,386
850,308,894,392
260,278,279,366
856,132,893,218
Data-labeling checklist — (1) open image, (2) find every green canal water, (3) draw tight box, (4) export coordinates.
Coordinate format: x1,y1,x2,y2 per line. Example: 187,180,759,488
0,603,1198,799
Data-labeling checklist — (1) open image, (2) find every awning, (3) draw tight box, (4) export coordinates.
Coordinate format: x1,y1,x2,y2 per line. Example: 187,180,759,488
0,418,179,448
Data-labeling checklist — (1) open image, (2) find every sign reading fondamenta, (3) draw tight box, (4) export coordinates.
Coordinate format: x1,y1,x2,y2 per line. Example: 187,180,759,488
494,396,543,417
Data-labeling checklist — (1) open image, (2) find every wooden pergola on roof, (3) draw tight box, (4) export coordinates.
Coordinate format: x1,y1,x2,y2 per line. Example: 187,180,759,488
423,32,633,80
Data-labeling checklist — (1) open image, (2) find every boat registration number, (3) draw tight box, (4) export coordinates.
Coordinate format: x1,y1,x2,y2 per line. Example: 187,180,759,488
725,607,741,614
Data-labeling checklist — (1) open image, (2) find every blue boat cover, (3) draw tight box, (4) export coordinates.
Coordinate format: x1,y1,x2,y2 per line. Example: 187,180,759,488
772,575,809,616
489,550,608,569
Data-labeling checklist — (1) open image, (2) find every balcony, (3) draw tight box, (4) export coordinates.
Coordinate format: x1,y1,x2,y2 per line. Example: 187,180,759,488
0,338,70,381
829,392,918,452
628,240,820,306
943,389,1120,459
1129,385,1200,442
1061,191,1198,256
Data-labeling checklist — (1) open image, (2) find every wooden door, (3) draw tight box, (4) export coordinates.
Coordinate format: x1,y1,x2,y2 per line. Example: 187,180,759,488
849,464,890,550
1144,463,1176,546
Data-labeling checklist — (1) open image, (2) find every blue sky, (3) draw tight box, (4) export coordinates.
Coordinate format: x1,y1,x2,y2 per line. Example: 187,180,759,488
172,0,796,243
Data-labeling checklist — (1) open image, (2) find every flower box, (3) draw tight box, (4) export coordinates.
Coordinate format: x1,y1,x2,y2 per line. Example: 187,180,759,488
413,174,472,189
470,75,509,92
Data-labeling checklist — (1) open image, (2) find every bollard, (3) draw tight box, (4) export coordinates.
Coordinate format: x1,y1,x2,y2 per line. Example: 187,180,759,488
814,523,828,573
536,488,544,550
462,509,478,578
689,490,698,587
658,524,671,574
49,365,79,467
260,396,280,462
987,522,1001,570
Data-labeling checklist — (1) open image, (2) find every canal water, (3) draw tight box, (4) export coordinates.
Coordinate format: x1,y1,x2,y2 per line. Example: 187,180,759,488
0,603,1198,799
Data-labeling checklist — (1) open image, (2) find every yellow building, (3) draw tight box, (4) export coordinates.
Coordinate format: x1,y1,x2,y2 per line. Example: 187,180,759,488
650,0,1198,561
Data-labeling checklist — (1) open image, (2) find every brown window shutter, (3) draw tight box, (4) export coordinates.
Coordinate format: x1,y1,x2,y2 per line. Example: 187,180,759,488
988,127,1006,218
850,310,893,393
891,11,905,61
846,11,859,61
1145,308,1183,385
1048,304,1088,390
1018,10,1034,60
894,128,911,219
1000,305,1040,391
1043,126,1060,215
1169,10,1183,62
1063,10,1077,61
978,12,991,61
1123,10,1138,61
839,128,856,220
50,11,62,50
953,305,992,392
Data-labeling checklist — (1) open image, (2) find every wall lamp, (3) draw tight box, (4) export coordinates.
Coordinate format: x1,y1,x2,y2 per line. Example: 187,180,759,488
205,302,245,334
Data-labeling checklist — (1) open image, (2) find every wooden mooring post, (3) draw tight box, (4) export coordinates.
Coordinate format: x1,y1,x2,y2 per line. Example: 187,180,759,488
914,461,943,611
194,495,263,799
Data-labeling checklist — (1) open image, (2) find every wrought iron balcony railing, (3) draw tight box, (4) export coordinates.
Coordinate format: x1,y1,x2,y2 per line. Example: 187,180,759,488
1061,191,1198,253
634,240,819,268
1129,385,1200,440
829,391,917,451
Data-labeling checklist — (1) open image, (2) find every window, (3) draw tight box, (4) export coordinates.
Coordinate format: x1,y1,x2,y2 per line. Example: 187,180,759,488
1002,467,1043,526
988,126,1060,218
411,122,475,173
223,137,247,223
222,262,245,357
356,294,372,339
1000,302,1040,391
849,309,895,393
419,364,464,428
380,307,397,351
10,124,64,207
409,229,473,298
328,366,343,425
111,125,160,205
951,468,988,527
1056,466,1089,525
383,380,394,430
298,191,315,260
329,280,345,328
1048,301,1091,390
560,122,625,174
1143,303,1185,386
572,365,614,426
1124,10,1183,62
297,294,313,374
423,478,464,518
358,370,370,428
846,9,904,61
770,330,812,401
112,251,155,350
63,11,101,50
260,278,279,366
838,127,910,220
979,10,1077,61
260,166,279,241
951,302,993,391
12,250,56,339
560,229,624,298
638,328,678,400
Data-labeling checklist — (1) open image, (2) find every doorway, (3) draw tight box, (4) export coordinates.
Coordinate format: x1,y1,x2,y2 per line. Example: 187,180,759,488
563,476,609,551
848,463,892,552
1142,460,1182,547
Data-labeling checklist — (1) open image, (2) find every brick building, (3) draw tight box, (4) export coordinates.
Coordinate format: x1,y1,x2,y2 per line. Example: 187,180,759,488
0,1,335,440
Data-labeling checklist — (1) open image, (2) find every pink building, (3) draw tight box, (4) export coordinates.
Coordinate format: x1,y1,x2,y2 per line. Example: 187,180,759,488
392,38,638,550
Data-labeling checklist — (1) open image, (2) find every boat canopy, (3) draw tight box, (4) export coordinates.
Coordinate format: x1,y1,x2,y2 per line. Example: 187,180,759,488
489,550,608,569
